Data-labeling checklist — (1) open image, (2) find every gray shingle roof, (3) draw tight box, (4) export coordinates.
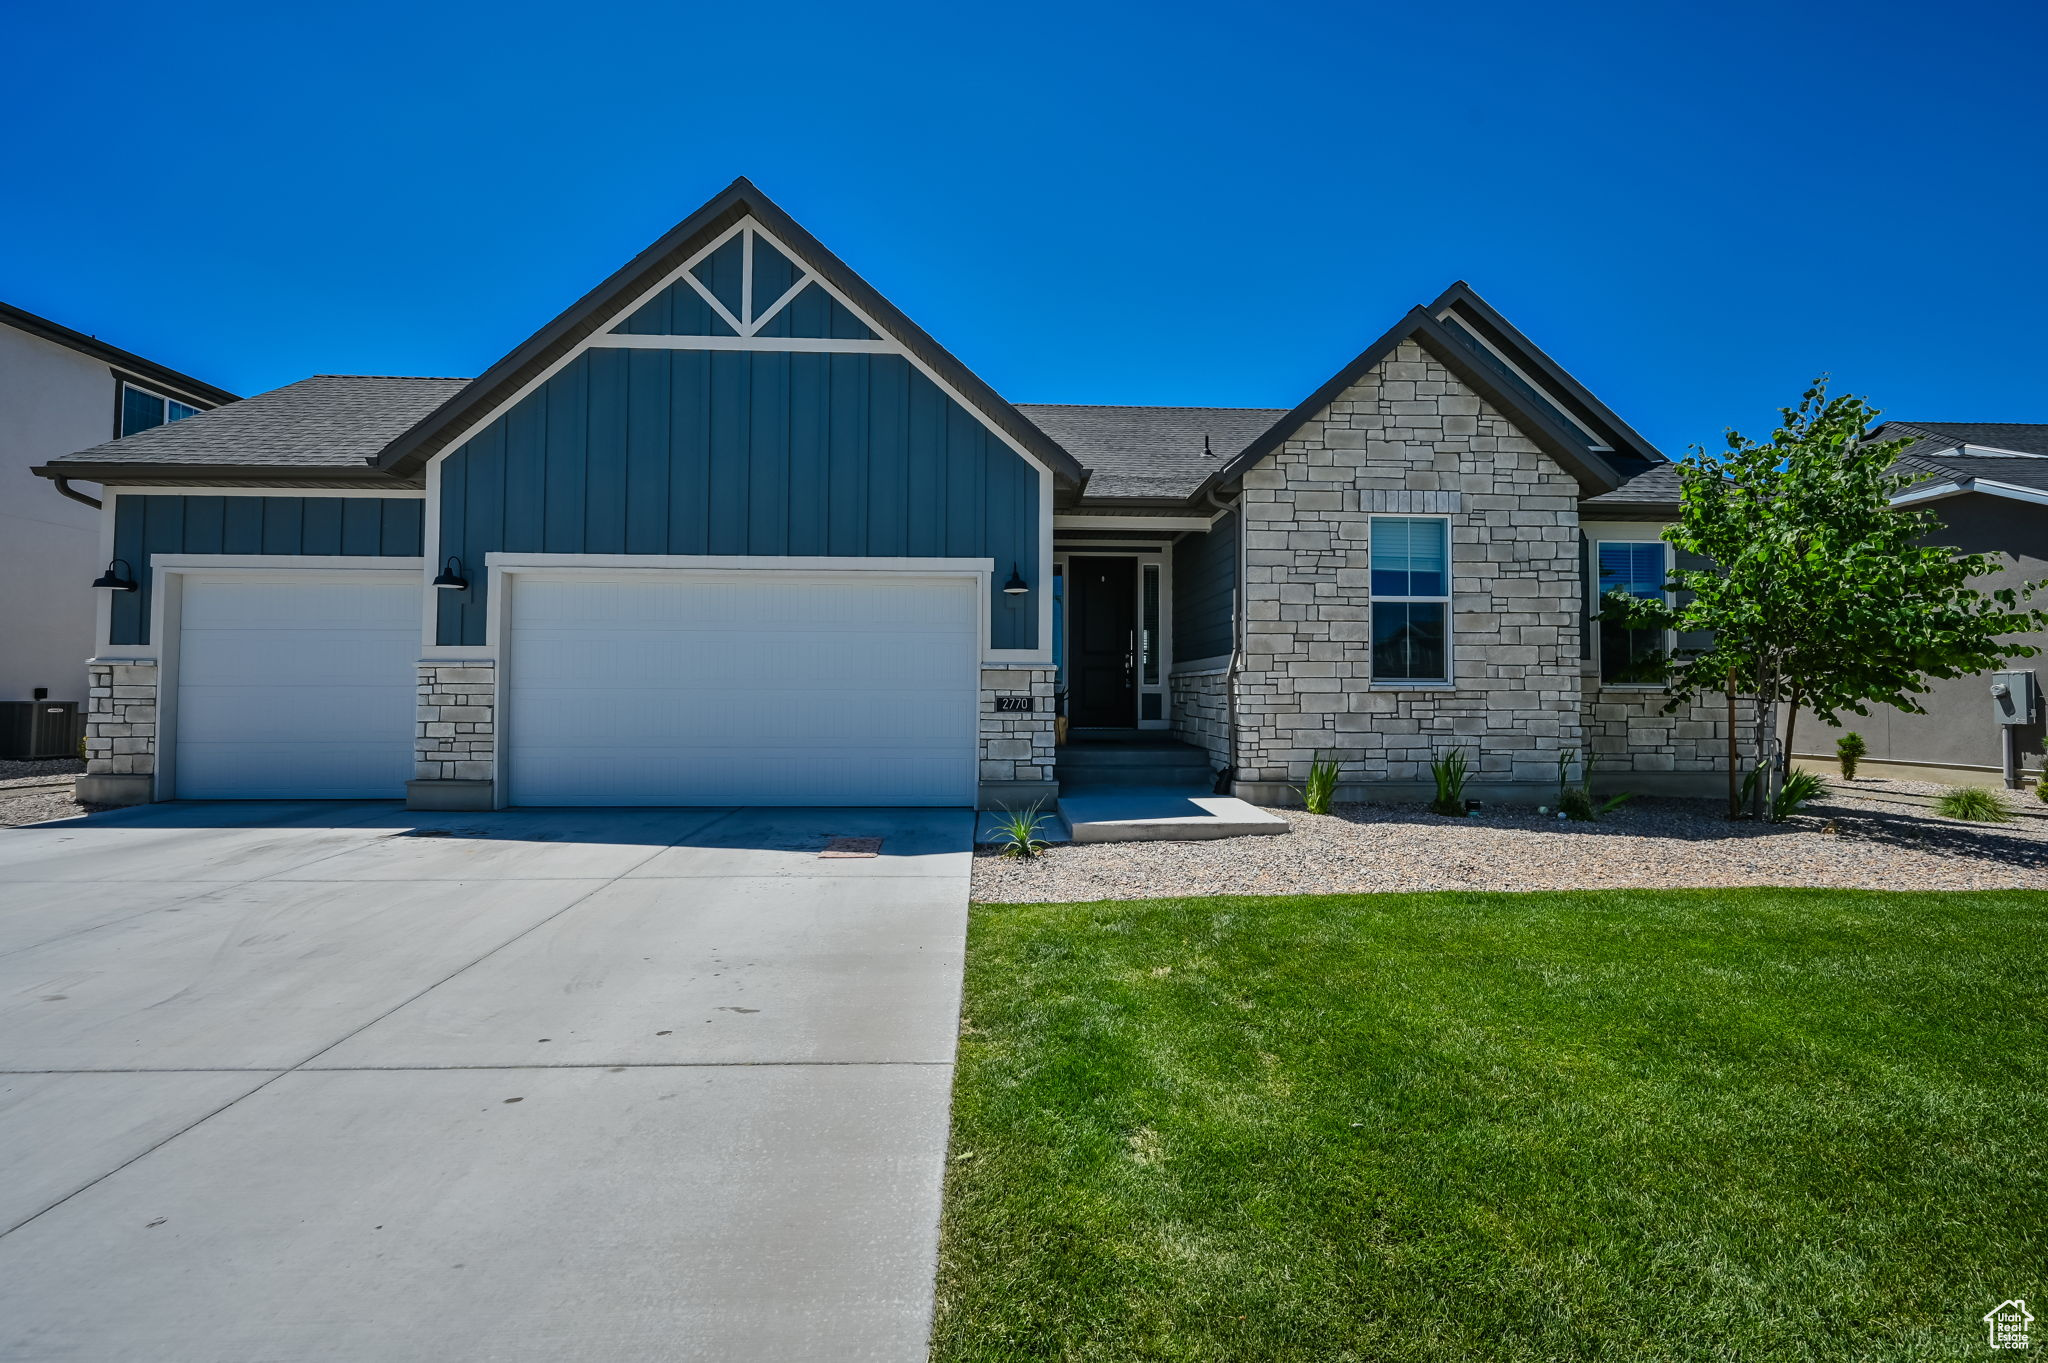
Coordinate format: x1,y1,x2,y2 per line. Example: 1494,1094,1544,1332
1876,421,2048,457
1016,403,1286,502
1578,461,1682,512
43,374,468,472
1896,452,2048,494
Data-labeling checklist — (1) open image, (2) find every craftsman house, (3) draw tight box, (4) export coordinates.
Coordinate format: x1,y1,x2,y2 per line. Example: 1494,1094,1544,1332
38,178,1734,811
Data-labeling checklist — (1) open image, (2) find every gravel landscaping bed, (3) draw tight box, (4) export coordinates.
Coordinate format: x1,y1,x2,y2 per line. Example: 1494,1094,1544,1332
973,776,2048,901
0,759,102,827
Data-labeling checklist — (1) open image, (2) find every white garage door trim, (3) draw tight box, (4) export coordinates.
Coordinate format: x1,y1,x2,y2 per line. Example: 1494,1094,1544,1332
153,559,424,801
497,561,988,808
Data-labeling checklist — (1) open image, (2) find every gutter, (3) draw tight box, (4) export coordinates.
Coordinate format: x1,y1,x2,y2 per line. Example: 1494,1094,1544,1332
33,462,424,490
51,476,102,510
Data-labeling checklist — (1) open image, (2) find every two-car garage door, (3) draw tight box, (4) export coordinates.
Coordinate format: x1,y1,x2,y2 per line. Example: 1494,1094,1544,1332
167,569,980,806
504,573,980,806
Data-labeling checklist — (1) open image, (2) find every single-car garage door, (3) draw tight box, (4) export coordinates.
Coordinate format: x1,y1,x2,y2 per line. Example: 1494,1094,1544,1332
172,573,419,799
506,572,980,806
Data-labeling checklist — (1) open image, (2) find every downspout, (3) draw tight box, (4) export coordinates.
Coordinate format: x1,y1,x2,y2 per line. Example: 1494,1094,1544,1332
52,476,102,510
1207,485,1244,792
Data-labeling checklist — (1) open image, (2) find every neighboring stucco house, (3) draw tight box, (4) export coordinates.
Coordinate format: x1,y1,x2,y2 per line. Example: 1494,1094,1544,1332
0,303,232,719
36,179,1742,811
1794,422,2048,786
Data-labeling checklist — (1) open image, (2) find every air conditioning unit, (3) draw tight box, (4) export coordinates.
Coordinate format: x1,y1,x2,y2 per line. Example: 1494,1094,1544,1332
0,700,85,759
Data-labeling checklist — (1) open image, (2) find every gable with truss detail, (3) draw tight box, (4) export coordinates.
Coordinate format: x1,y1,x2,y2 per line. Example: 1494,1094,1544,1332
612,222,876,341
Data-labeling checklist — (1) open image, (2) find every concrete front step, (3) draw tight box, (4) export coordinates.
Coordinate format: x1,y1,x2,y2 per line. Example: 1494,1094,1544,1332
1057,765,1216,789
1056,740,1216,790
1056,787,1290,844
1056,741,1209,767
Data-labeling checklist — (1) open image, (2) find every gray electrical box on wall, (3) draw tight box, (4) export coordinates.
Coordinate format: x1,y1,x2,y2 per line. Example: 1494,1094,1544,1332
1991,670,2038,725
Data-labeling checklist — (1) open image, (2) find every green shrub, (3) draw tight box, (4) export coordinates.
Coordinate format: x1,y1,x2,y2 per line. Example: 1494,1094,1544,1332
1836,731,1867,780
1297,754,1340,815
1933,785,2012,823
1428,750,1470,816
988,803,1055,858
1556,747,1629,821
1771,768,1830,819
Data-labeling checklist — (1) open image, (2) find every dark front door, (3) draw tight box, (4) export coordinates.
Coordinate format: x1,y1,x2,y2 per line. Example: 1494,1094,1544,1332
1069,556,1137,727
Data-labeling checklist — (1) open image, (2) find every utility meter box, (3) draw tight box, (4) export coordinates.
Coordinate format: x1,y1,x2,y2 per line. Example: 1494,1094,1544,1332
1991,670,2038,726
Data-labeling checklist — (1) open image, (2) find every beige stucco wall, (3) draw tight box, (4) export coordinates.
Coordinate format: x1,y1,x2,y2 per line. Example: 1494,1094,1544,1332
0,324,112,702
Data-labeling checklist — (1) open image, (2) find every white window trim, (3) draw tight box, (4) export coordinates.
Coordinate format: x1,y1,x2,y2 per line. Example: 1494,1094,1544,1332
1592,537,1674,690
118,381,201,438
1368,514,1454,688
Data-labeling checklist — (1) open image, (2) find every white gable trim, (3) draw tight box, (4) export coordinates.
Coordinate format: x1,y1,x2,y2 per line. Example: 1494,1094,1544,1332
419,214,1056,482
1892,477,2048,508
418,214,1054,663
594,333,895,353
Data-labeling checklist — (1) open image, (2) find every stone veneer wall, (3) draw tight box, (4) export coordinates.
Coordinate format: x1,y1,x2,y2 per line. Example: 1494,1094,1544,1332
415,662,496,783
1234,340,1583,796
84,661,158,777
1583,684,1759,784
1169,668,1230,771
979,665,1056,804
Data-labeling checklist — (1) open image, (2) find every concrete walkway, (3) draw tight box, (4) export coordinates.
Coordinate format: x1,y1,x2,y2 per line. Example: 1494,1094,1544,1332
0,801,972,1362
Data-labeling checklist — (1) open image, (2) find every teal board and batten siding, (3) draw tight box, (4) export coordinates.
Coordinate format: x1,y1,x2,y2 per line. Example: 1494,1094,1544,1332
108,495,425,645
434,348,1040,648
1172,510,1237,663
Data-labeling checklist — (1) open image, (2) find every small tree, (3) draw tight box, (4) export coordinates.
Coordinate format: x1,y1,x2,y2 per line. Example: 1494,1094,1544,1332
1835,731,1867,780
1615,380,2048,819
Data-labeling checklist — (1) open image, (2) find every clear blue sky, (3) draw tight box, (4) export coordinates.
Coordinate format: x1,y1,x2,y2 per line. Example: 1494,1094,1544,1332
5,0,2042,455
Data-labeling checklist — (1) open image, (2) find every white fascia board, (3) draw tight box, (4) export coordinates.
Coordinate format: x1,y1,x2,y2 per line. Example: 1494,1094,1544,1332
1968,479,2048,505
1055,512,1217,532
1892,477,2048,508
1891,479,1971,506
1958,444,2048,459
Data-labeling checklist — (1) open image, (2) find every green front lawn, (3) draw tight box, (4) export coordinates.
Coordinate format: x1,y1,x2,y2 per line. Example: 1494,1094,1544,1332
933,890,2046,1361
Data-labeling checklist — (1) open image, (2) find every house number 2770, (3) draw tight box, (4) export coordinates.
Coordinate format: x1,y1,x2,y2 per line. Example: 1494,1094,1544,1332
995,697,1034,712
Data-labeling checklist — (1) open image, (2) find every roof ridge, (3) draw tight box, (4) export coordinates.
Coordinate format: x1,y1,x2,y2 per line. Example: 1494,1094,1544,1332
306,373,473,381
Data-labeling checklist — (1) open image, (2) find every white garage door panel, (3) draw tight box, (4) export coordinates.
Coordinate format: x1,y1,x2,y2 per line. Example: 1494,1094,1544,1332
174,576,418,799
508,574,980,807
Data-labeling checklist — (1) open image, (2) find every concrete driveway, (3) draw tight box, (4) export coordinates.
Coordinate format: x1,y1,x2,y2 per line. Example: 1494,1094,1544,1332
0,801,972,1362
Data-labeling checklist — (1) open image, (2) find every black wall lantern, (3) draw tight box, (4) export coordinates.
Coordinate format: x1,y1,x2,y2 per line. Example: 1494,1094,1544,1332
1002,563,1030,595
91,558,137,592
432,556,469,591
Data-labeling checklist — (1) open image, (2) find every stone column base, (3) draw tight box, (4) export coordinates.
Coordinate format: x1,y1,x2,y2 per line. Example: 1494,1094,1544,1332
75,773,154,806
405,778,496,811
